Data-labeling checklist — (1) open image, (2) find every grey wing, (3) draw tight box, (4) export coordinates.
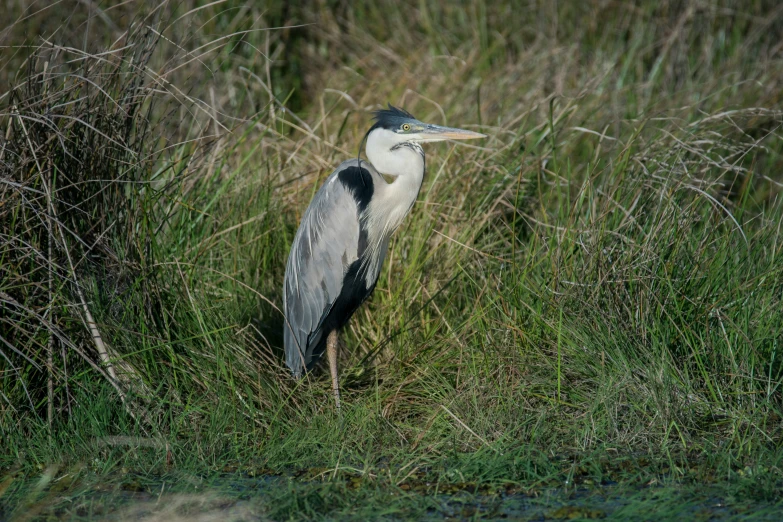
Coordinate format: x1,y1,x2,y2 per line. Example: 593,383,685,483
283,171,361,377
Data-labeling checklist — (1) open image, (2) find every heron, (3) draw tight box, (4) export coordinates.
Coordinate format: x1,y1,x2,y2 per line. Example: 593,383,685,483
283,104,485,409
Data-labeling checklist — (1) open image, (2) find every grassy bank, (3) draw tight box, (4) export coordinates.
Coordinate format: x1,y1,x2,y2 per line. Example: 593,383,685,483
2,0,782,519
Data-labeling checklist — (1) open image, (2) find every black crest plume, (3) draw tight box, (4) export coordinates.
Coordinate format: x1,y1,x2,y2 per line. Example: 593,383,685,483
371,104,417,130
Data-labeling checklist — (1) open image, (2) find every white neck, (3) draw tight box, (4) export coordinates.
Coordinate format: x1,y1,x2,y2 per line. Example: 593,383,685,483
366,128,424,179
365,128,425,233
359,128,426,284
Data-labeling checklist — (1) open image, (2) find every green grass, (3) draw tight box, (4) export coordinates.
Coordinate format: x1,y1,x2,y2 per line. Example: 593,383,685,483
1,0,783,519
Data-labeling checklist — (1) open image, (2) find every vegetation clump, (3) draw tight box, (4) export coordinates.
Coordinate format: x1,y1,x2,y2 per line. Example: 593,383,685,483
1,1,782,519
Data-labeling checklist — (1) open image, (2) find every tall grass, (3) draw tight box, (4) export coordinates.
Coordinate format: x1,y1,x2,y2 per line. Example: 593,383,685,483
1,0,782,516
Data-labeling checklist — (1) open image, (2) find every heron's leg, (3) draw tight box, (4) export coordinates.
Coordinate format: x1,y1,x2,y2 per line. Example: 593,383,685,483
326,330,341,410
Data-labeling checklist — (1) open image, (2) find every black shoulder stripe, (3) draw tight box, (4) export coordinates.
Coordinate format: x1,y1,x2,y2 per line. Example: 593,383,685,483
338,166,374,213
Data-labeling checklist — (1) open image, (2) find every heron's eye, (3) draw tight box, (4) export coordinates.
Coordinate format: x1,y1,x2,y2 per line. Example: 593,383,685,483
401,123,411,132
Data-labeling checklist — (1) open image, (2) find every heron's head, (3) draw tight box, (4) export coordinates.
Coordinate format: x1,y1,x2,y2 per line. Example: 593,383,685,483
364,105,485,176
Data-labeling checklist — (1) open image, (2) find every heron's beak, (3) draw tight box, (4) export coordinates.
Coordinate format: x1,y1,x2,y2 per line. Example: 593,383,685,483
415,124,486,143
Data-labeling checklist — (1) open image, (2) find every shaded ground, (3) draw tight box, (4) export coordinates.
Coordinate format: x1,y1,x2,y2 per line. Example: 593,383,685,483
4,460,781,521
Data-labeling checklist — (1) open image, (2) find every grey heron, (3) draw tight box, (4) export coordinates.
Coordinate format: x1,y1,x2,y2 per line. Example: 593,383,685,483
283,105,485,408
